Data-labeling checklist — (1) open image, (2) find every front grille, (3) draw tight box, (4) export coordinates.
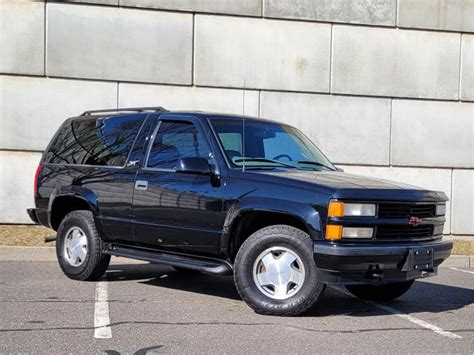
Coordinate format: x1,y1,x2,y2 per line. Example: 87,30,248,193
378,203,436,218
376,225,434,240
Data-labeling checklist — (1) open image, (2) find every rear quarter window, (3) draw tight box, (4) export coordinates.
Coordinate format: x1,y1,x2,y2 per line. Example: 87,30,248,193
44,114,144,167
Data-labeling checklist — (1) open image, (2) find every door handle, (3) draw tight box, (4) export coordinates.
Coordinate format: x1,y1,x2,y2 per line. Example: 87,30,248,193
135,180,148,191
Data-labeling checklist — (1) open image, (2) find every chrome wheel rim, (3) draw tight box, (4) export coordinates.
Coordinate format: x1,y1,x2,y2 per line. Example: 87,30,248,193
252,246,305,300
63,227,88,267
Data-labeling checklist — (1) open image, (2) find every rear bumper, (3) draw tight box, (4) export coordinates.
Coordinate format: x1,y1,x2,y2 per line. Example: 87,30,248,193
26,208,40,224
313,239,453,285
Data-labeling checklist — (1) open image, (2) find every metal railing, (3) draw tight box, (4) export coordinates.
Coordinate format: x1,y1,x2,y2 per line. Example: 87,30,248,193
81,106,168,116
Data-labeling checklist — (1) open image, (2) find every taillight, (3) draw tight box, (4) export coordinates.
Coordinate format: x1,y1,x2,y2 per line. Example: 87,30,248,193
34,164,41,196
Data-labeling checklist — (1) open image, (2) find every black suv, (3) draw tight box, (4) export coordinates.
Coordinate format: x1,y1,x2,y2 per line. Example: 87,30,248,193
28,107,452,316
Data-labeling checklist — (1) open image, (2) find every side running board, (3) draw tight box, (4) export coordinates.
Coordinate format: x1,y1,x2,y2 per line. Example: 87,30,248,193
104,244,233,276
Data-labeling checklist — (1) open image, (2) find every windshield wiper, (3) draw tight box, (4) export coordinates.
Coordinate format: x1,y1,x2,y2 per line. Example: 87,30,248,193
297,160,335,171
233,158,297,169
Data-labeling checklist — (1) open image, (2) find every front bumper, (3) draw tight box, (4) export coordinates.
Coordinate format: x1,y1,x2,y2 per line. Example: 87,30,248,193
313,239,453,285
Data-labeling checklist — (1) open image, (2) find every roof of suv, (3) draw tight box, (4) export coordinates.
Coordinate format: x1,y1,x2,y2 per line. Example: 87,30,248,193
166,111,275,123
78,107,276,123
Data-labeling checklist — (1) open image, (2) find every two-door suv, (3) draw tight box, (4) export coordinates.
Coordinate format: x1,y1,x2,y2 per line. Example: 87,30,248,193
28,107,453,316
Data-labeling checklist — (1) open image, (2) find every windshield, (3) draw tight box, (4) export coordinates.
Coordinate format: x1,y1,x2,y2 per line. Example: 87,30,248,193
211,119,335,171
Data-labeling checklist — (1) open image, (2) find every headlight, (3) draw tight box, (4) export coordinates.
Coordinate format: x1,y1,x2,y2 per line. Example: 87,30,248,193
342,227,373,238
328,201,376,217
325,226,374,240
436,204,446,216
344,203,376,217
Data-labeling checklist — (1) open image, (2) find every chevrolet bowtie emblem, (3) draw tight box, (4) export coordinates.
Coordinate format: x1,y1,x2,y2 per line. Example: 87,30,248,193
408,216,422,226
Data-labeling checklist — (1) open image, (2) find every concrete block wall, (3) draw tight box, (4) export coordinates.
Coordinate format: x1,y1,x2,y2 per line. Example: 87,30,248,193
0,0,473,239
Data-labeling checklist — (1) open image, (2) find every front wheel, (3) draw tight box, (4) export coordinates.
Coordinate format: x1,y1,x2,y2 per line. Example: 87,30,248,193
234,225,325,316
345,280,415,301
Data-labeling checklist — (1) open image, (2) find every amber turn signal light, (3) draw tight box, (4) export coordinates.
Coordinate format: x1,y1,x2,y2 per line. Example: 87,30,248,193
325,225,343,240
328,201,344,217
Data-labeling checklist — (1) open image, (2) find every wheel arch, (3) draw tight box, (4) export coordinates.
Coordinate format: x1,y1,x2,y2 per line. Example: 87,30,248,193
220,197,322,261
48,187,99,231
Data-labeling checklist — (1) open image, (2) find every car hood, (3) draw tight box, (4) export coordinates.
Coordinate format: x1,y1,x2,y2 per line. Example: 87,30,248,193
250,169,447,202
259,169,418,189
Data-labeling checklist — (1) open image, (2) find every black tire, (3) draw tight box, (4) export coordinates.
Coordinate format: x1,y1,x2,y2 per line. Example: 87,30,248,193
345,280,415,301
56,210,110,281
234,225,326,316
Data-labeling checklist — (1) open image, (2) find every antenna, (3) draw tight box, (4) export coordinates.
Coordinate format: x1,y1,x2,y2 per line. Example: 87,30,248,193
241,83,246,173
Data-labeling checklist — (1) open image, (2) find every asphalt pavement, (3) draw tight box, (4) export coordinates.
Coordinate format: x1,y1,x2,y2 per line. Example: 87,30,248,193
1,260,473,354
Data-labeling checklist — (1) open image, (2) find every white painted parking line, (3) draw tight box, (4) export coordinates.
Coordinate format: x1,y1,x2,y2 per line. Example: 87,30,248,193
371,301,462,339
94,281,112,339
450,267,474,275
335,288,462,339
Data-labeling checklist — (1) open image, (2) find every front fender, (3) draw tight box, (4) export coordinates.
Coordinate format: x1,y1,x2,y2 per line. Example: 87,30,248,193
220,196,322,256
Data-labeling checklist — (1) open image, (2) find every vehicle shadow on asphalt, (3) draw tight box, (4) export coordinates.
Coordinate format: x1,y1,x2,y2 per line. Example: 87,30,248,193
107,263,241,300
306,281,474,318
106,263,474,317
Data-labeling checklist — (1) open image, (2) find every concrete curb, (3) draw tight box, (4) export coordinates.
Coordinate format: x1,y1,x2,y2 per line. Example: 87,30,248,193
0,246,472,268
0,246,146,264
441,255,473,268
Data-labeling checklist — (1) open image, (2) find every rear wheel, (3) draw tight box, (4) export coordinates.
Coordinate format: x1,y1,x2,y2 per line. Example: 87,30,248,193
234,225,325,316
56,210,110,281
345,280,415,301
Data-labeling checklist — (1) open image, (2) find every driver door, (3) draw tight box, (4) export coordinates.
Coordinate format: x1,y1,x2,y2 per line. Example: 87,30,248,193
132,116,225,257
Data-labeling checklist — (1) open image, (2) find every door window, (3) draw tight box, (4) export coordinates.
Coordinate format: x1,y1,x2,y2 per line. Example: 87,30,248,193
146,121,211,170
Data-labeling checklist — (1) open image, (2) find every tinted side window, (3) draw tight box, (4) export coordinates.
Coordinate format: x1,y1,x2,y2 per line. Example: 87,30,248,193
147,121,210,169
44,115,144,167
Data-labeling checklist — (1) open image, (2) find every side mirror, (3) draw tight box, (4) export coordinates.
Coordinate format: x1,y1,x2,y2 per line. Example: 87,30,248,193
335,166,344,172
176,157,211,175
